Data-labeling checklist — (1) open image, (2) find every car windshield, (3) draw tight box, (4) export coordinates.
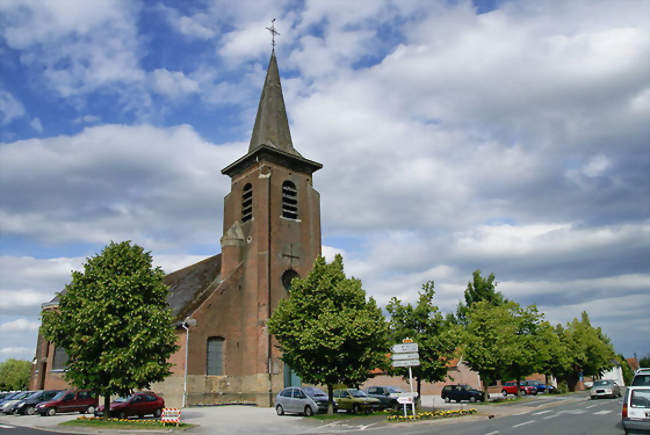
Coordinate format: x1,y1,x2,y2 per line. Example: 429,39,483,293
25,391,43,400
387,387,404,393
351,390,367,398
113,395,133,403
302,387,326,397
633,375,650,386
631,390,650,408
15,391,33,399
594,380,612,386
51,391,68,401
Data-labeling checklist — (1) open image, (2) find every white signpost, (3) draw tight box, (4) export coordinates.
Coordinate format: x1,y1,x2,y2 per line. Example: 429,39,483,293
391,339,419,417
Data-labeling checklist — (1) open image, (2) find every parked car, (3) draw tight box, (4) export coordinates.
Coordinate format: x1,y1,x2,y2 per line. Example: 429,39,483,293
95,392,164,419
13,390,61,415
365,386,404,410
1,391,33,413
590,379,621,399
37,390,97,416
502,382,537,396
441,384,484,403
275,386,333,416
622,386,650,434
333,388,381,413
0,391,23,408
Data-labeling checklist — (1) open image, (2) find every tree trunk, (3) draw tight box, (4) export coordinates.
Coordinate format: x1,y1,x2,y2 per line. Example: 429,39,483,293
416,377,422,410
516,378,521,398
103,394,110,419
481,375,489,401
327,384,334,415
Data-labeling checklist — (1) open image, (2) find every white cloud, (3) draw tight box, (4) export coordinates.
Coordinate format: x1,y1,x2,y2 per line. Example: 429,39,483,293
0,90,25,124
582,154,611,177
0,319,40,332
30,117,43,132
0,347,33,357
151,69,200,98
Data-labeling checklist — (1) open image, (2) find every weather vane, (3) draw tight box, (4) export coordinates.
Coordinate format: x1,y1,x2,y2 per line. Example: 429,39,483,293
266,18,280,49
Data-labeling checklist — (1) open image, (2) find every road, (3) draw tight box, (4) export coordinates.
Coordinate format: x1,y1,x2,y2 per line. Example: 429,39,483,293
363,395,624,435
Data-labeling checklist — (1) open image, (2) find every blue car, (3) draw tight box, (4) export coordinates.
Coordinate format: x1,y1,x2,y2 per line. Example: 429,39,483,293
522,380,555,393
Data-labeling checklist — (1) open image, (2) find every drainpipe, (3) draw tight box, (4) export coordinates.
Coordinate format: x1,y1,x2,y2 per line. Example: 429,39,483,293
182,317,197,408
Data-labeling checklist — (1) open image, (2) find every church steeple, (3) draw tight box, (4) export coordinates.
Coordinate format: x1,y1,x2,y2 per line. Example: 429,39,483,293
248,50,299,156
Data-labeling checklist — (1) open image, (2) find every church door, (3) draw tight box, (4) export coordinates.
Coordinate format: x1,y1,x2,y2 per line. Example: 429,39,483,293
283,363,301,387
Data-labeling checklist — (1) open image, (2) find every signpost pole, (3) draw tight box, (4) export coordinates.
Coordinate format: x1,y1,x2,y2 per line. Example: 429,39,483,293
408,365,416,416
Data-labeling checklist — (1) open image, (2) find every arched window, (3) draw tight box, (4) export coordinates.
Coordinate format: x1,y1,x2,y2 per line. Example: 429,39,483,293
207,337,224,376
242,183,253,222
52,346,68,371
281,269,299,292
281,180,298,219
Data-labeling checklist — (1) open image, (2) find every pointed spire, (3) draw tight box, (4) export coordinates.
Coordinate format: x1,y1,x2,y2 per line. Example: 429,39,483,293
248,50,300,156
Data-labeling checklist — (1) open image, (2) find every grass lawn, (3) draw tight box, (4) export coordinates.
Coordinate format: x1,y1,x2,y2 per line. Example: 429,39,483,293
61,417,195,430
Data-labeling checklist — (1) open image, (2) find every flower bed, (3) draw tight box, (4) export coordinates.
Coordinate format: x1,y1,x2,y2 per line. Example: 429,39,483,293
66,415,191,428
387,408,478,422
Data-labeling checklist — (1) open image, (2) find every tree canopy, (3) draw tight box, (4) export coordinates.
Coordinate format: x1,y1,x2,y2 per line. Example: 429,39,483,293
454,269,506,325
267,254,389,415
42,241,178,415
0,359,32,390
386,281,458,402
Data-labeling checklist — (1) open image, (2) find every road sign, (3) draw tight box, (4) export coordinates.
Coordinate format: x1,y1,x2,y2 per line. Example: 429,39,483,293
392,359,420,367
397,396,413,404
391,343,418,354
391,352,420,361
397,392,419,398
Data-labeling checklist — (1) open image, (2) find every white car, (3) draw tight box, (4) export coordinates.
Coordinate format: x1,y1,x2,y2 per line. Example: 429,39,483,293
622,386,650,434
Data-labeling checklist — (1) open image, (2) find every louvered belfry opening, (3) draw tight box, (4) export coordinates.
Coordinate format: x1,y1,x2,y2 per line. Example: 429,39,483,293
281,180,298,219
242,183,253,222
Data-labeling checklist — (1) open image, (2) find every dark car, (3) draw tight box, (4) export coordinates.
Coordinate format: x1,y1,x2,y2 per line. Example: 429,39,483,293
95,392,164,419
37,390,97,416
441,384,484,403
365,386,404,410
13,390,61,415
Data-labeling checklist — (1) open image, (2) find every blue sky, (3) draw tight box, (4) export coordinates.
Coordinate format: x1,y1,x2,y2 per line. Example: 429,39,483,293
1,0,649,363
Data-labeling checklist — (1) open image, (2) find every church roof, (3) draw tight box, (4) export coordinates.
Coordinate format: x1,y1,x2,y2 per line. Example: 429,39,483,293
222,50,322,177
44,254,222,322
249,50,298,156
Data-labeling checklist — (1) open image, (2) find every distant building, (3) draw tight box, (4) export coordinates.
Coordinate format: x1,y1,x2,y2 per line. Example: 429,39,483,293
30,49,323,407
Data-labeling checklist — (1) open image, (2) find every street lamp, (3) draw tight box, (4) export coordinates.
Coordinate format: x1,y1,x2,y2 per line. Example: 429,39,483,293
182,317,197,408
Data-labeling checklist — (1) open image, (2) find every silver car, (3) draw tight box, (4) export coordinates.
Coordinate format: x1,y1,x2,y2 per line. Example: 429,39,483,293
590,379,621,399
622,386,650,434
275,386,332,416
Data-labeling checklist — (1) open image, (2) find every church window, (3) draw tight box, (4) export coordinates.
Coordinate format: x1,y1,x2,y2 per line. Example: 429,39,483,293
281,180,298,219
281,269,299,292
207,337,224,376
52,346,68,371
242,183,253,222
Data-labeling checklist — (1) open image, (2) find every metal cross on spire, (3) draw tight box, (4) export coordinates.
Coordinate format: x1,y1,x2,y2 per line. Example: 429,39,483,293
266,18,280,49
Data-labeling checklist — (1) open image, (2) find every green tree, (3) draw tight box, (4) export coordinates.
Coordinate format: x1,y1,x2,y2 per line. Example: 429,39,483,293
462,301,511,400
454,270,506,325
267,254,389,415
0,359,32,390
536,322,572,386
639,354,650,368
42,241,178,416
561,312,616,391
619,354,634,386
386,281,459,406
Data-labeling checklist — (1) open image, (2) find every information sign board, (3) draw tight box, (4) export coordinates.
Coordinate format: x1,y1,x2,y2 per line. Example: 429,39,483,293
391,343,419,354
391,352,420,361
392,359,420,367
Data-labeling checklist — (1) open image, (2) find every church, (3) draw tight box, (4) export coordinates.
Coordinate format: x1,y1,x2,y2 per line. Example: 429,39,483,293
29,49,323,408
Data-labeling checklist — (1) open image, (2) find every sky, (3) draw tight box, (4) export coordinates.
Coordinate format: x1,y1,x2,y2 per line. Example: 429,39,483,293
0,0,648,364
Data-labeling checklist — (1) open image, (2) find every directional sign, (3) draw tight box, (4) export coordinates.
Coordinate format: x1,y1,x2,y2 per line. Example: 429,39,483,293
397,396,413,404
391,352,420,361
392,359,420,367
397,392,419,398
391,343,418,354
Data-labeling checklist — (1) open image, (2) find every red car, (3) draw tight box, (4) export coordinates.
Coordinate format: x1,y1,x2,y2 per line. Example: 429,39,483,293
501,381,537,396
95,392,164,419
36,390,98,416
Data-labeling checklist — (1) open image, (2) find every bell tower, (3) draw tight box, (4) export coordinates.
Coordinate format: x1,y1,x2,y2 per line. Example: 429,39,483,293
220,50,322,402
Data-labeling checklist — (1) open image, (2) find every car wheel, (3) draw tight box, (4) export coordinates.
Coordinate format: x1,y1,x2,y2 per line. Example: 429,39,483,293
276,405,284,416
47,407,56,417
353,404,360,414
154,408,162,418
118,411,126,419
455,399,460,403
470,396,477,403
26,406,35,415
86,406,95,415
393,402,401,411
444,396,450,403
501,390,507,397
304,406,313,417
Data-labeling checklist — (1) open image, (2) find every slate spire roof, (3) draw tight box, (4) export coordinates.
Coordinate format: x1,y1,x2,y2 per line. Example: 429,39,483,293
248,49,300,156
